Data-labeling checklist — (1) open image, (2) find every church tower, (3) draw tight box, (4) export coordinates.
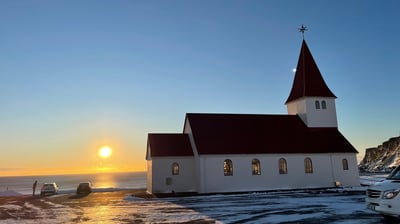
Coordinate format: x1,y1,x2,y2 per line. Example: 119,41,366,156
285,39,338,128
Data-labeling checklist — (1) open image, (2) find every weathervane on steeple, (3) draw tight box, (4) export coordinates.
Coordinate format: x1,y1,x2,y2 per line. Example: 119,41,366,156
298,24,308,39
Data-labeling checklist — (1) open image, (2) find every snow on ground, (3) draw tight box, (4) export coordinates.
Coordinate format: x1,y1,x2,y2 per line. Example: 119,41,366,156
153,191,379,223
0,191,384,223
0,174,390,223
0,204,22,210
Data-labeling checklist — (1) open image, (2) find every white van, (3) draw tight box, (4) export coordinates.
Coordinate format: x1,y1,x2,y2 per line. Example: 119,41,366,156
366,166,400,220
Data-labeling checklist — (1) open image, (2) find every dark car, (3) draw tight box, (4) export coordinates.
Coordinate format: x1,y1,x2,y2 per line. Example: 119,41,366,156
76,182,92,194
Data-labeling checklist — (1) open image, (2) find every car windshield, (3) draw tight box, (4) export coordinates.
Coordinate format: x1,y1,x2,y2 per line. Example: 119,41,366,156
387,167,400,180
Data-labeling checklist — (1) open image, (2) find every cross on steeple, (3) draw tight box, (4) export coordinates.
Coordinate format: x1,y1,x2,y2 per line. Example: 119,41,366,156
298,24,308,39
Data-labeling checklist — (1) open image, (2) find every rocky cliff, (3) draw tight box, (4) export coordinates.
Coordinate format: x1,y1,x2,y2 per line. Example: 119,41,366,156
359,136,400,172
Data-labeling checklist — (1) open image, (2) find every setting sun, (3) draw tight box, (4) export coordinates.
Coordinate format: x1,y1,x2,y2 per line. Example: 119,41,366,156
99,146,112,158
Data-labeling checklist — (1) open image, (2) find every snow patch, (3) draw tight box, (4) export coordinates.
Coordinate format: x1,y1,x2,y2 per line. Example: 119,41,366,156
42,200,65,208
124,195,146,201
23,202,40,210
0,204,23,210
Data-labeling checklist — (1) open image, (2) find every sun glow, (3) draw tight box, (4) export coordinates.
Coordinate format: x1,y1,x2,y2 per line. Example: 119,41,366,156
99,146,112,158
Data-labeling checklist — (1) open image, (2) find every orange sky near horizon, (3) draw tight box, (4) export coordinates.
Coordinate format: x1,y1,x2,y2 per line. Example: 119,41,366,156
1,140,147,177
0,167,147,177
0,161,147,177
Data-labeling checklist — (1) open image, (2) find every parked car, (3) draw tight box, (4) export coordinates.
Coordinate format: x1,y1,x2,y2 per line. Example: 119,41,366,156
40,183,58,196
76,182,92,194
366,166,400,221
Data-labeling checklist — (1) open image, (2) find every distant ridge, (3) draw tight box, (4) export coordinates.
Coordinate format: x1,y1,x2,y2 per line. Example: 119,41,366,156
359,136,400,172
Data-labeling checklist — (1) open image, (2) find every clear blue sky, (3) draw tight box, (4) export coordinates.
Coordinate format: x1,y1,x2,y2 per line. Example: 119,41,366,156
1,0,399,175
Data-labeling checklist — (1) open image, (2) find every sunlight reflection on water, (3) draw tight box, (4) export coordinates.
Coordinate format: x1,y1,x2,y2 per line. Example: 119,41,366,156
92,173,118,189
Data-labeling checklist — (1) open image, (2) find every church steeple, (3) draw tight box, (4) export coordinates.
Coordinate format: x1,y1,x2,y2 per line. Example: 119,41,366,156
285,33,338,128
285,40,336,104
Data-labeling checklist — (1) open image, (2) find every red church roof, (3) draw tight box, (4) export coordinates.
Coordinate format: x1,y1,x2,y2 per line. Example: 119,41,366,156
147,133,194,158
285,40,336,104
185,113,357,155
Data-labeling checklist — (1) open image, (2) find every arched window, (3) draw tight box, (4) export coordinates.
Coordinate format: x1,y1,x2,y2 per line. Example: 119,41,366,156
321,100,327,109
224,159,233,176
304,157,313,173
342,159,349,170
279,158,287,174
252,159,261,175
172,162,179,175
315,100,320,109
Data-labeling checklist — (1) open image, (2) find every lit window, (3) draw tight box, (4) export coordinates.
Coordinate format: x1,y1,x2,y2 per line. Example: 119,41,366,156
304,157,313,173
224,159,233,176
252,159,261,175
279,158,287,174
315,101,320,109
342,159,349,170
321,100,327,109
172,162,179,175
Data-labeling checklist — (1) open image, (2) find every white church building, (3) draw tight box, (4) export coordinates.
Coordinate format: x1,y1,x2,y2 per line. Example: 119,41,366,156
146,39,360,194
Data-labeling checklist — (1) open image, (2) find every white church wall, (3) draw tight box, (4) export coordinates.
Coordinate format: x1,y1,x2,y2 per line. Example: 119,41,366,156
146,160,153,193
287,99,310,126
182,118,203,193
287,99,307,124
286,97,338,128
274,154,335,189
198,153,358,193
305,97,338,127
287,98,305,115
199,154,264,193
149,157,196,194
330,153,360,187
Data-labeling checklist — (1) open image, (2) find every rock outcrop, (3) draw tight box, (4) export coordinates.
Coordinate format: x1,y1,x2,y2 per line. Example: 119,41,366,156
359,136,400,172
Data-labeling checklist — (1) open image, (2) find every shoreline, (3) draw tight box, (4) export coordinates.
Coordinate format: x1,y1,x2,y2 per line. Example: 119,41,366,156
0,187,147,197
0,188,151,199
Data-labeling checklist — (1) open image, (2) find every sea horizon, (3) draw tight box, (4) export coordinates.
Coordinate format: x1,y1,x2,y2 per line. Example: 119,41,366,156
0,170,147,178
0,171,147,195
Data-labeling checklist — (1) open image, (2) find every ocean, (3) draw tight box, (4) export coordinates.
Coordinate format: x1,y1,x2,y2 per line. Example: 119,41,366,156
0,171,146,195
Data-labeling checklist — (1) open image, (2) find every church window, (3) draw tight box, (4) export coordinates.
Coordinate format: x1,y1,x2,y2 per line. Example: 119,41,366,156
224,159,233,176
321,100,327,109
252,159,261,175
342,159,349,170
304,157,313,173
279,158,287,174
172,162,179,175
315,100,320,109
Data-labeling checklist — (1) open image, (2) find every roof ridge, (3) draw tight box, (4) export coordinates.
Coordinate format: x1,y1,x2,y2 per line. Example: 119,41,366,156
186,113,298,117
